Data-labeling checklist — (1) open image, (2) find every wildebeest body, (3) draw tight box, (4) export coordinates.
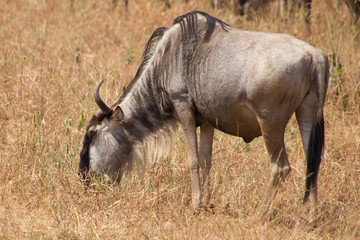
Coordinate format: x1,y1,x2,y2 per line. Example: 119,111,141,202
165,28,320,142
79,11,328,223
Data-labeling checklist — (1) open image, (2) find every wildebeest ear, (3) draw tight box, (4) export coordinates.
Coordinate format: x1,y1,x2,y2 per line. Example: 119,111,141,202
112,106,124,122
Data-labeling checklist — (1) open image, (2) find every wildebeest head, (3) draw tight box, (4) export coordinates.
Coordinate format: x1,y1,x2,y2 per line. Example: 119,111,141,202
79,80,131,182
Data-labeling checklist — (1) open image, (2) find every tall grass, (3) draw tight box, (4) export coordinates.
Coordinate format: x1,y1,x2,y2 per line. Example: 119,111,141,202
0,0,359,239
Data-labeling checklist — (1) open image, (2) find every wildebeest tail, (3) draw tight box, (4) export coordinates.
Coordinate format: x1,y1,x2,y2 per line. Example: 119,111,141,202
303,112,325,203
303,53,329,203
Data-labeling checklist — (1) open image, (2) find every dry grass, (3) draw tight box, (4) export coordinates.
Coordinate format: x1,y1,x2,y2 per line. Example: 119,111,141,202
1,0,359,239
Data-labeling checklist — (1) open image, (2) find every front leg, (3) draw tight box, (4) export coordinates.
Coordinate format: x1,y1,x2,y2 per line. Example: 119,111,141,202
174,102,201,210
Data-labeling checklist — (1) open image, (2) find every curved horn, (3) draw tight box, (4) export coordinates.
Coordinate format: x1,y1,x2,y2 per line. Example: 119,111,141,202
94,80,111,114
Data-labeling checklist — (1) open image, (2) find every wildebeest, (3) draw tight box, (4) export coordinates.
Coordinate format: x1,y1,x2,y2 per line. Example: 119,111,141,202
79,11,329,222
343,0,360,25
280,0,312,23
211,0,312,23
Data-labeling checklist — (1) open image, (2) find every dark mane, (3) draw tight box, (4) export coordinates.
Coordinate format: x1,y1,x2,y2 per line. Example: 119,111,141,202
112,26,168,107
172,11,229,41
80,27,169,178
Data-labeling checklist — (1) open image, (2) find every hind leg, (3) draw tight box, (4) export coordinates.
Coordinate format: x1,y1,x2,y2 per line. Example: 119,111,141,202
295,94,317,155
259,118,291,220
